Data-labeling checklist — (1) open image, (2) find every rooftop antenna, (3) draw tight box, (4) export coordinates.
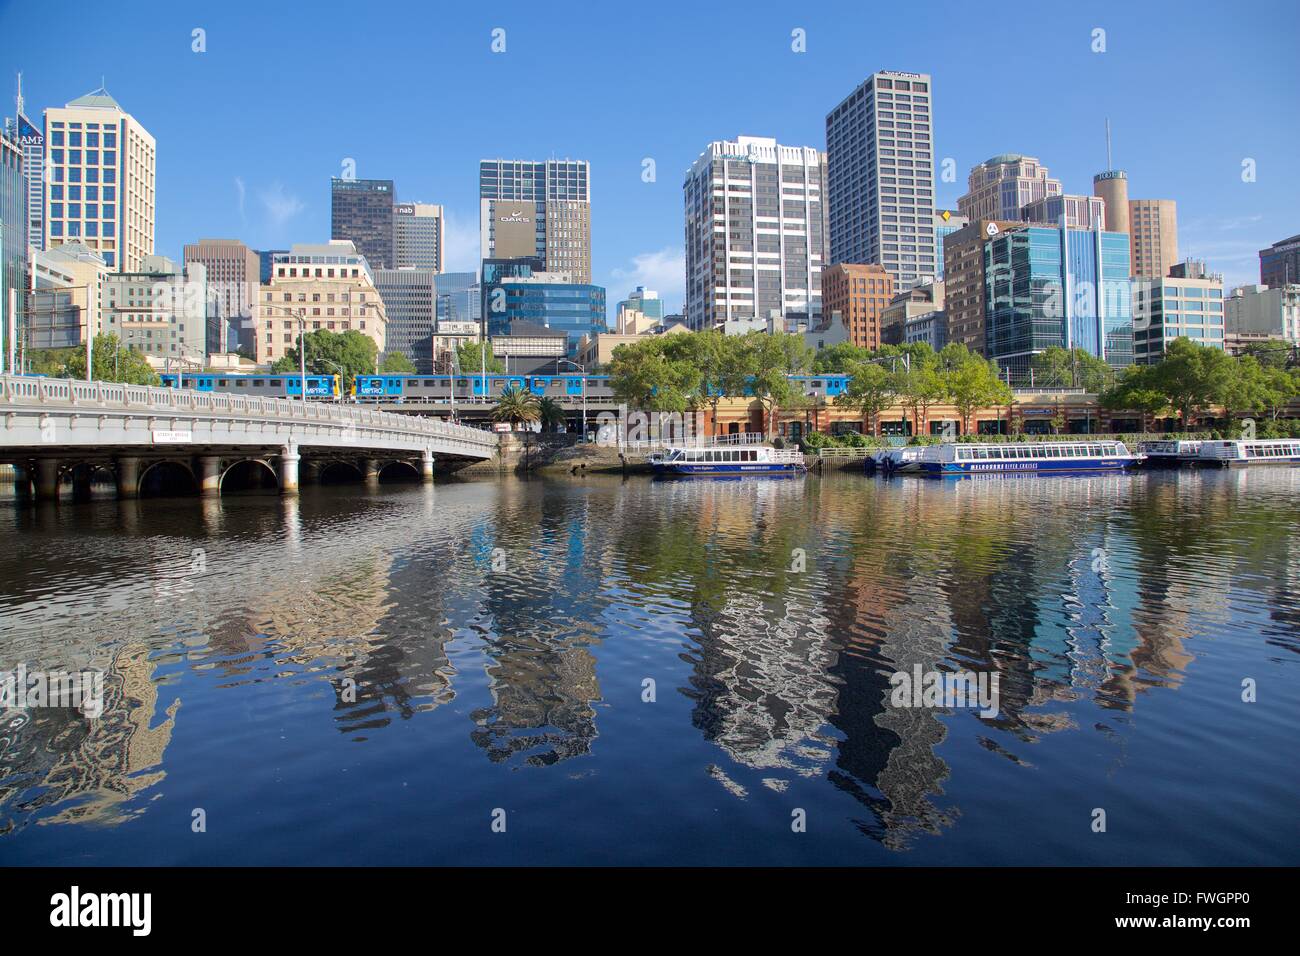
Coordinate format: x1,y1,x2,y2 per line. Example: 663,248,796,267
15,71,22,116
1105,118,1113,170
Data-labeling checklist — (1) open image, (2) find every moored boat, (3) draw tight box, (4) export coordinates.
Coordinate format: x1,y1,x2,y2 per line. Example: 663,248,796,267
866,446,926,474
916,440,1143,477
1137,439,1204,466
1196,438,1300,467
650,444,806,476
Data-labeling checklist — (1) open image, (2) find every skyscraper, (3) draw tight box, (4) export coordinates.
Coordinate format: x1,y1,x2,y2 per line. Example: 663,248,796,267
957,154,1063,222
820,263,893,349
1260,234,1300,288
394,202,445,271
375,267,437,370
1,126,28,359
1128,198,1178,279
479,159,591,283
183,238,262,353
683,135,827,331
4,74,44,250
331,178,395,270
826,70,937,289
43,85,155,271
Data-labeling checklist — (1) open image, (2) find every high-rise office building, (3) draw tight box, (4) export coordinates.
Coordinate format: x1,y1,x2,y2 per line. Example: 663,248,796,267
375,267,437,371
4,75,44,250
617,286,665,323
942,219,1024,355
820,263,893,349
1128,198,1178,279
1132,259,1224,363
29,241,107,347
984,223,1133,371
257,240,387,365
479,159,591,283
825,70,937,289
1022,193,1107,230
1260,234,1300,288
1,126,28,353
933,209,967,279
1225,283,1300,349
683,135,827,331
183,238,261,353
488,274,605,355
433,271,479,326
331,178,395,270
957,155,1063,222
394,202,445,271
43,86,155,271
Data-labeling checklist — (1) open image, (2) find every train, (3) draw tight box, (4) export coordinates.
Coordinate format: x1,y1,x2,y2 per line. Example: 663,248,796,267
158,372,853,403
159,373,340,398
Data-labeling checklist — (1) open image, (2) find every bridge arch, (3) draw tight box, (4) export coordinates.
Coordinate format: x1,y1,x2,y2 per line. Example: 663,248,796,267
318,460,365,485
220,458,279,494
139,459,198,498
378,460,421,483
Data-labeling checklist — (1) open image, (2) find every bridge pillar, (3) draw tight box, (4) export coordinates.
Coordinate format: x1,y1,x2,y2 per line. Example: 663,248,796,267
11,464,31,499
362,458,380,487
198,456,222,497
421,449,435,482
116,456,140,499
278,445,300,495
301,460,321,485
34,459,60,501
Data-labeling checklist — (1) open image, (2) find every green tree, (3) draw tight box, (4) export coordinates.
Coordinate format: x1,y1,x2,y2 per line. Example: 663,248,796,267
608,337,701,415
1100,364,1173,421
491,385,540,429
812,341,872,373
273,329,378,390
890,343,947,437
380,350,416,373
940,343,1012,435
537,396,566,432
737,332,812,440
457,340,506,375
835,359,896,436
1148,337,1238,428
62,333,160,385
680,331,749,434
1030,345,1114,392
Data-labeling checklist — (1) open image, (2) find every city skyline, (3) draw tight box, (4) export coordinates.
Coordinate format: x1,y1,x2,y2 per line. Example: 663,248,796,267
0,1,1296,318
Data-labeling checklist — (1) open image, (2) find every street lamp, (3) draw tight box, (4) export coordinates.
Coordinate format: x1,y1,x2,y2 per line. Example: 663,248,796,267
259,303,309,403
556,358,587,440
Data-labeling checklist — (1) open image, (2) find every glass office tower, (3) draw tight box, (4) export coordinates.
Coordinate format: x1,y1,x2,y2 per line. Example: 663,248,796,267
985,224,1133,372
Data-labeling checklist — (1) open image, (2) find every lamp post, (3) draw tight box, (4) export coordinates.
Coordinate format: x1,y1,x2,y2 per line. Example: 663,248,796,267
260,304,309,402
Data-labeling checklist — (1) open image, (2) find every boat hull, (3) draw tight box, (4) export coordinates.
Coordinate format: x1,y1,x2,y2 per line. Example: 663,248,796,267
920,458,1140,477
652,462,804,476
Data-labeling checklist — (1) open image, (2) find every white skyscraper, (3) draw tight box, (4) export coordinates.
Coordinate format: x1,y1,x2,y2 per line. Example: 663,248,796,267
683,135,827,332
43,86,155,272
825,70,937,289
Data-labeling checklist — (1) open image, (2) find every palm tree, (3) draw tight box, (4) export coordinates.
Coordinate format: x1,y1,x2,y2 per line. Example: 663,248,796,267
537,397,566,433
491,386,541,430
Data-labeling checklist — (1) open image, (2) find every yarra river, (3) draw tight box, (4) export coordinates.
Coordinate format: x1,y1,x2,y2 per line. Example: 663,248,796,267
0,469,1297,865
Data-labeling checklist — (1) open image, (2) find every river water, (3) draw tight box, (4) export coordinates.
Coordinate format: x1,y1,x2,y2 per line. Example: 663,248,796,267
0,469,1296,865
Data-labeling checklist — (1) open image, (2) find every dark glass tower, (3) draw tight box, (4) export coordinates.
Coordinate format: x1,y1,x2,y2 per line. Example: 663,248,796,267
330,178,395,270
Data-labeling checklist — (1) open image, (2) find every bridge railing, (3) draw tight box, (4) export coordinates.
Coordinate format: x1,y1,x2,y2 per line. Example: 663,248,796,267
0,375,498,451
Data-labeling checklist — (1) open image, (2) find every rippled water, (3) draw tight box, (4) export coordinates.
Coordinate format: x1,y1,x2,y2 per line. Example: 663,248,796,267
0,469,1297,865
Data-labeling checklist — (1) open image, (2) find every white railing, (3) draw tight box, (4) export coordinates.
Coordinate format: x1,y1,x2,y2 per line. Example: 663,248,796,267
0,375,498,453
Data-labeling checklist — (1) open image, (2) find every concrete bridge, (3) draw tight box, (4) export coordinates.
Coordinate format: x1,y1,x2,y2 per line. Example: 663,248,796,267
0,374,498,500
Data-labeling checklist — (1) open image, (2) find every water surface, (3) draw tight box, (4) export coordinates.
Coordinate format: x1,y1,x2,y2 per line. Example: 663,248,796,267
0,469,1296,865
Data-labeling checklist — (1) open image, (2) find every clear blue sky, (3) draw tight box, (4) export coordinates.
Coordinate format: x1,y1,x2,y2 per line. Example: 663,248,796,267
2,0,1296,315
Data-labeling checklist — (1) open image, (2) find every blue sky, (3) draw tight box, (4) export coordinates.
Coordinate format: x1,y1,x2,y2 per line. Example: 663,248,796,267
2,0,1296,315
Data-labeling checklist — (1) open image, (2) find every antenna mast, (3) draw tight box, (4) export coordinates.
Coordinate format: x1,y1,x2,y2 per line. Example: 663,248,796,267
1105,118,1113,170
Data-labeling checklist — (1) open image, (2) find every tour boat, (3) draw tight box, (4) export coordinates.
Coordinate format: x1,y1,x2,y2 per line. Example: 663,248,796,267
867,446,926,474
1138,439,1204,465
1196,439,1300,467
650,444,806,476
916,440,1143,477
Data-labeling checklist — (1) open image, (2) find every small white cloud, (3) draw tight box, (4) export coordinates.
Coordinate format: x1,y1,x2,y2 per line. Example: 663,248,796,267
258,182,305,229
609,247,685,307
